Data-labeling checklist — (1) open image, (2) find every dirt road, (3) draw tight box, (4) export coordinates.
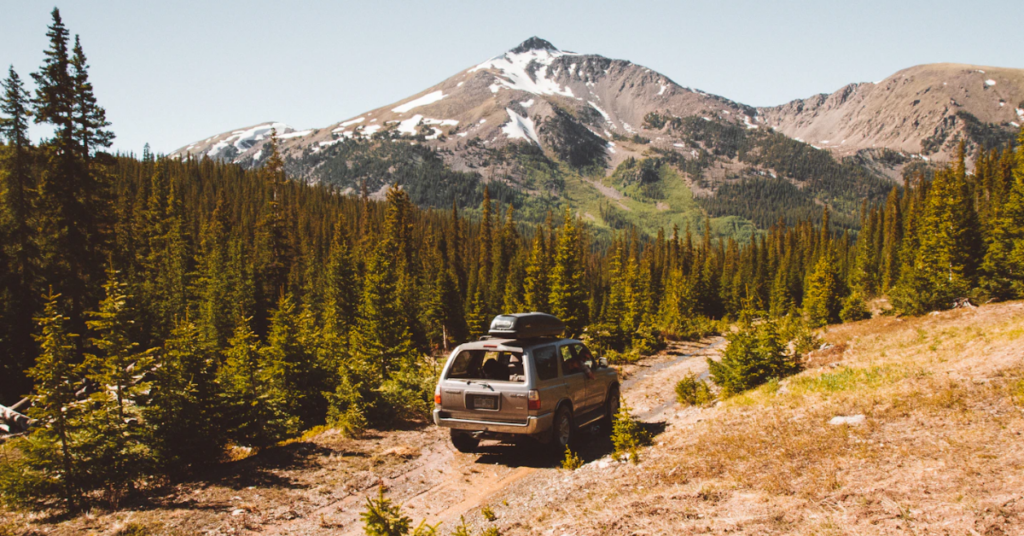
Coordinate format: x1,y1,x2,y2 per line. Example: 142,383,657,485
257,337,724,535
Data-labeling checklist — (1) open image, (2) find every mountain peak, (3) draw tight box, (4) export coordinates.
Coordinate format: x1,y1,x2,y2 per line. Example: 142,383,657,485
510,37,558,55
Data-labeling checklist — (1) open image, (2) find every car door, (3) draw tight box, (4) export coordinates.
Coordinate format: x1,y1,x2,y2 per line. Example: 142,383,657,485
558,343,588,413
571,343,606,410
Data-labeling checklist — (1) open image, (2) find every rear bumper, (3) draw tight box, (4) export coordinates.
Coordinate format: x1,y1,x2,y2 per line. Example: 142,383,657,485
433,408,553,436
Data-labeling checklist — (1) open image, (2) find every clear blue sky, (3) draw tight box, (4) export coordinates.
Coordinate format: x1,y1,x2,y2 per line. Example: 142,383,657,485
2,1,1020,154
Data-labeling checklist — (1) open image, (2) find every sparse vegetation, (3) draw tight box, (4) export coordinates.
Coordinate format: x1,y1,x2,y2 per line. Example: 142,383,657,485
561,446,583,470
675,373,713,406
708,317,800,397
360,486,440,536
611,405,652,463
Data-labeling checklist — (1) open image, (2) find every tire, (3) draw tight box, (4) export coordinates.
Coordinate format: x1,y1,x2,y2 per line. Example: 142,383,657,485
450,430,479,453
601,385,620,435
550,405,574,454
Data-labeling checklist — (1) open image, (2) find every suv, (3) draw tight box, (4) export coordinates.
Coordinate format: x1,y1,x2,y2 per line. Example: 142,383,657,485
432,313,620,453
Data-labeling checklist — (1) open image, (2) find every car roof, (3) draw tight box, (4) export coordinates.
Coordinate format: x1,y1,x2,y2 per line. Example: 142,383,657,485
455,337,580,352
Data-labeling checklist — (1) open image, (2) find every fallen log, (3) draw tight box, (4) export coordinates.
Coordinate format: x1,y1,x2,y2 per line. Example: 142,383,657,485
1,402,32,434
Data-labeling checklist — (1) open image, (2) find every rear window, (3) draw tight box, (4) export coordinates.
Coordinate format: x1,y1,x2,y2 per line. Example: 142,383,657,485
532,346,558,381
446,350,525,382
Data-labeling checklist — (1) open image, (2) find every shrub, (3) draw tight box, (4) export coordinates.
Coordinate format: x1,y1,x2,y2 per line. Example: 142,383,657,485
840,291,871,322
708,319,800,397
675,373,713,406
361,486,411,536
481,505,496,521
611,406,652,463
630,323,663,356
561,446,583,470
360,486,441,536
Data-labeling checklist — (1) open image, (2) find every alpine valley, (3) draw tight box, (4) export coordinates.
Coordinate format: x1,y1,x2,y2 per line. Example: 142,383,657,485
172,38,1024,237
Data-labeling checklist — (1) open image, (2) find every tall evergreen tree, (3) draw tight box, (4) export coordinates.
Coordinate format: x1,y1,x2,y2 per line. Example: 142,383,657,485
14,292,85,510
148,319,225,472
220,317,297,447
70,35,113,157
549,211,589,336
263,292,324,427
81,268,154,505
1,65,38,401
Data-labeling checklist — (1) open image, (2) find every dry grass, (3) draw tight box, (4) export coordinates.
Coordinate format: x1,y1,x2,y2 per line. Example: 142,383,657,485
570,302,1024,535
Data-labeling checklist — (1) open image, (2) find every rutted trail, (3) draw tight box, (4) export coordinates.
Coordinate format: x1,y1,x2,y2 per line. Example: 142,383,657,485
258,337,724,535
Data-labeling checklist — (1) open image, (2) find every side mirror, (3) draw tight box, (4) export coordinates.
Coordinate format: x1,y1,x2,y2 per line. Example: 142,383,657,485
599,357,608,368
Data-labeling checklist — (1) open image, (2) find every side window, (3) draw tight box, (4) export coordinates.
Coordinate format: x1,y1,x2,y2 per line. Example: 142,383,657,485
560,344,582,375
532,346,558,381
571,344,594,367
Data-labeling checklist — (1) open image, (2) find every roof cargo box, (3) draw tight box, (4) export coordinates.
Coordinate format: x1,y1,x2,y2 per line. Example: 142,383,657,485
488,313,565,339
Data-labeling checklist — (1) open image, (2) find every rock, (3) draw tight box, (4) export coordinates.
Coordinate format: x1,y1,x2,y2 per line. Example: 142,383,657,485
829,414,866,426
231,508,246,516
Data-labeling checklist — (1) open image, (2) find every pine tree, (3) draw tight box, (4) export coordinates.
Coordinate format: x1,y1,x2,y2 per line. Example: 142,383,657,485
148,319,225,472
14,291,85,510
220,317,297,447
70,35,113,157
880,187,902,292
549,211,589,336
32,8,110,340
896,149,982,313
0,65,39,400
707,318,796,396
263,292,324,427
803,209,842,327
522,226,550,312
980,129,1024,299
81,268,154,504
193,195,233,348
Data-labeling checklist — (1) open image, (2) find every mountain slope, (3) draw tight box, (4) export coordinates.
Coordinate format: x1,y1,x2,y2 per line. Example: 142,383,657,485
758,63,1024,163
173,38,755,169
174,40,1021,235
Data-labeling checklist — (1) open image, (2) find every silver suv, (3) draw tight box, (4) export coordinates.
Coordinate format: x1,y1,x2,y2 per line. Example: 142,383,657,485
432,313,620,453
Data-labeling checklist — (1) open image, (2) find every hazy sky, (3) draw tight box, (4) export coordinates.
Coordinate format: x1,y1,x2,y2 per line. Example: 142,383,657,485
2,1,1020,154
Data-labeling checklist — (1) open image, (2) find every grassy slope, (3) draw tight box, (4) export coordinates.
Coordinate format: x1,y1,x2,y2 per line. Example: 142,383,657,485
560,162,757,243
543,302,1024,534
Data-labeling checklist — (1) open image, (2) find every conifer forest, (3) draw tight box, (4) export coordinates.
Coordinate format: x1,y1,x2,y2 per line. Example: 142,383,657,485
2,8,1024,513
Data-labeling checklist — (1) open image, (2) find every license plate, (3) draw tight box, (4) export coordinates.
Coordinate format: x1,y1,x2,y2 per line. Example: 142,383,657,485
473,396,497,410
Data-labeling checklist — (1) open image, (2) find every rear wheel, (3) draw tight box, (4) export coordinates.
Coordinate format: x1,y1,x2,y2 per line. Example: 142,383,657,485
450,430,479,453
550,406,574,454
602,385,620,435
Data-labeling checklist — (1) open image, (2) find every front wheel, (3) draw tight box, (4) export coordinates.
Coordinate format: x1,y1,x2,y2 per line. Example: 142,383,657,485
602,385,620,435
450,430,479,453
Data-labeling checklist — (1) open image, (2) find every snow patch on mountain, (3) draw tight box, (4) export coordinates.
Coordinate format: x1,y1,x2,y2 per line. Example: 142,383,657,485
392,91,445,113
470,47,575,97
588,101,611,123
502,108,540,146
278,129,313,139
397,115,424,134
207,122,288,158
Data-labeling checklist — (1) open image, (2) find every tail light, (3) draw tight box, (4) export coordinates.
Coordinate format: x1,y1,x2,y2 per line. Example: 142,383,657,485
527,390,541,410
434,385,442,405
